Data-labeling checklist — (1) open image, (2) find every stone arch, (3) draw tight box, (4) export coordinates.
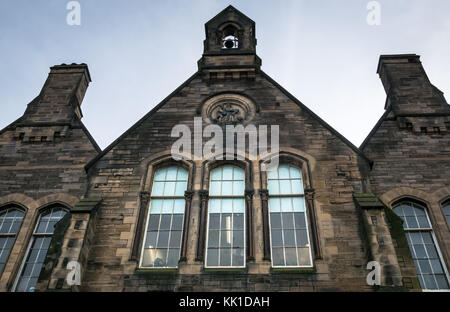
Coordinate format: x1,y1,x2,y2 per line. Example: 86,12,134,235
0,193,38,211
35,193,79,210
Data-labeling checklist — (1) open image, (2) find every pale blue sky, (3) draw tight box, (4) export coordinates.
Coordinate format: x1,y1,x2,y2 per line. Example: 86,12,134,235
1,0,449,148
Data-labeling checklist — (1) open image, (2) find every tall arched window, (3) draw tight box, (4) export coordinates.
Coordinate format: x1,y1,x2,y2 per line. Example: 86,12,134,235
393,201,450,291
267,164,313,267
0,206,25,275
140,166,188,268
443,201,450,227
14,205,68,292
206,165,245,268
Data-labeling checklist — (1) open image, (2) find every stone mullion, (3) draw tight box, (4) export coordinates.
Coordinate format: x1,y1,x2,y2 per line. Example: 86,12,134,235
179,191,194,262
259,189,271,261
245,190,255,261
196,190,209,261
131,191,150,261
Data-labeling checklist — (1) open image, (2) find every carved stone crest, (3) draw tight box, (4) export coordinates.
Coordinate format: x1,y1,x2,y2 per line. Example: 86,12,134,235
201,93,256,126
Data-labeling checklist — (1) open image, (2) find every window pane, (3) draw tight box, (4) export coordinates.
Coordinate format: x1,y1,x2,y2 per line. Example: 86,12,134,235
175,181,187,196
145,232,157,248
270,213,282,229
171,214,184,230
268,180,279,195
173,199,185,214
283,230,296,247
148,214,160,231
278,165,290,179
167,249,180,267
169,231,182,248
233,231,244,248
152,182,165,196
233,214,244,230
285,248,297,266
159,215,171,230
210,181,221,196
209,214,220,230
233,199,245,213
271,230,283,247
166,167,177,181
211,168,222,181
157,231,170,248
220,249,231,266
163,182,176,196
280,197,292,212
162,199,174,213
272,248,284,266
222,181,233,196
176,169,188,181
208,231,219,248
154,168,167,181
209,199,221,213
298,247,311,266
222,166,233,180
222,199,233,213
282,213,294,229
232,248,244,266
206,249,219,267
279,180,291,195
269,198,281,213
150,199,162,214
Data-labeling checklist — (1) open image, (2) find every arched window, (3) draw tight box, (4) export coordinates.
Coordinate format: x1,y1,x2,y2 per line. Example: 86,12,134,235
206,165,245,268
393,201,450,290
140,166,188,268
221,25,239,49
0,206,25,275
443,201,450,226
267,164,313,267
14,205,68,292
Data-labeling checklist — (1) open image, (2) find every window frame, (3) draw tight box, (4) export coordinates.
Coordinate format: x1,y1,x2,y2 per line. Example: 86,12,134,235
267,164,314,269
442,200,450,228
393,200,450,292
12,205,69,292
138,166,189,269
204,165,246,269
0,205,26,276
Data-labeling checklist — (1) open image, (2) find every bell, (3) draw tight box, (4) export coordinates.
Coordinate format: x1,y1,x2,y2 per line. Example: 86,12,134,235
224,39,235,49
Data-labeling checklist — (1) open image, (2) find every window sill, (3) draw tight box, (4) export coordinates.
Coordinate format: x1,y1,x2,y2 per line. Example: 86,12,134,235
270,267,316,274
135,268,179,275
203,267,248,274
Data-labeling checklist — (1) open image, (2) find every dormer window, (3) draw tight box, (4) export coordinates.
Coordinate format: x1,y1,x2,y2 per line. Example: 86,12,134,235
221,25,239,49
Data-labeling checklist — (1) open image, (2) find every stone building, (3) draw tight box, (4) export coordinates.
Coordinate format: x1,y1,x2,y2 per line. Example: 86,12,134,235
0,6,449,292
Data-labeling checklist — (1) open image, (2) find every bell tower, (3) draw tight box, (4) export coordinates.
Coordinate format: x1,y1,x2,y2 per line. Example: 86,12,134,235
198,5,261,81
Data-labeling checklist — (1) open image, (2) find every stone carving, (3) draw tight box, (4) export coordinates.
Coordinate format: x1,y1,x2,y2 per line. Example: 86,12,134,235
213,103,243,124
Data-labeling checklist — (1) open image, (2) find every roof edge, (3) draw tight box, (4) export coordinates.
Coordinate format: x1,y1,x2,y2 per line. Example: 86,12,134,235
84,71,201,171
260,70,372,165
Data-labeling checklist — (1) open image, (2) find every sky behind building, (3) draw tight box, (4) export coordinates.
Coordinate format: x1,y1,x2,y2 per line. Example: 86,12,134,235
1,0,449,148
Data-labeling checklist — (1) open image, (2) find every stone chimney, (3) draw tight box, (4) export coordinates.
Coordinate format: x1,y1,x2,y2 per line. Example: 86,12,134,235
377,54,450,115
22,63,91,123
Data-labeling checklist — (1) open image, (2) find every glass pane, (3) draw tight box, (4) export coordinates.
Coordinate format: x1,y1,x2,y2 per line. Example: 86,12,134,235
285,248,297,266
406,217,418,229
154,168,167,181
209,214,220,230
296,229,309,247
148,214,160,231
208,231,219,248
282,213,294,229
267,168,278,180
162,199,174,213
175,181,187,196
270,213,282,229
268,180,279,195
210,181,221,196
206,249,219,267
176,169,188,181
423,275,437,290
291,179,303,194
167,249,180,267
173,199,185,214
233,231,244,248
417,216,430,228
150,199,162,214
280,197,292,212
269,198,280,213
152,182,165,196
222,181,233,196
169,231,182,248
232,248,244,266
298,247,311,266
294,212,306,228
154,249,167,267
163,182,176,196
278,165,290,179
279,180,291,195
233,199,245,213
293,197,305,212
220,248,231,266
271,230,283,247
211,168,222,181
159,215,171,230
171,214,184,230
232,181,245,196
166,167,178,181
222,166,233,180
283,230,296,247
222,199,233,213
289,166,301,179
145,232,158,248
272,247,284,266
233,214,244,230
221,214,232,231
157,231,170,248
209,199,221,213
220,231,232,248
234,167,244,180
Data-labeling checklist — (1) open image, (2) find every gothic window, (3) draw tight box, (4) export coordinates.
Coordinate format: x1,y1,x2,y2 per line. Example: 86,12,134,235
140,166,188,268
443,201,450,226
221,25,239,49
14,206,68,292
393,201,450,291
267,165,313,267
206,165,245,267
0,206,25,275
